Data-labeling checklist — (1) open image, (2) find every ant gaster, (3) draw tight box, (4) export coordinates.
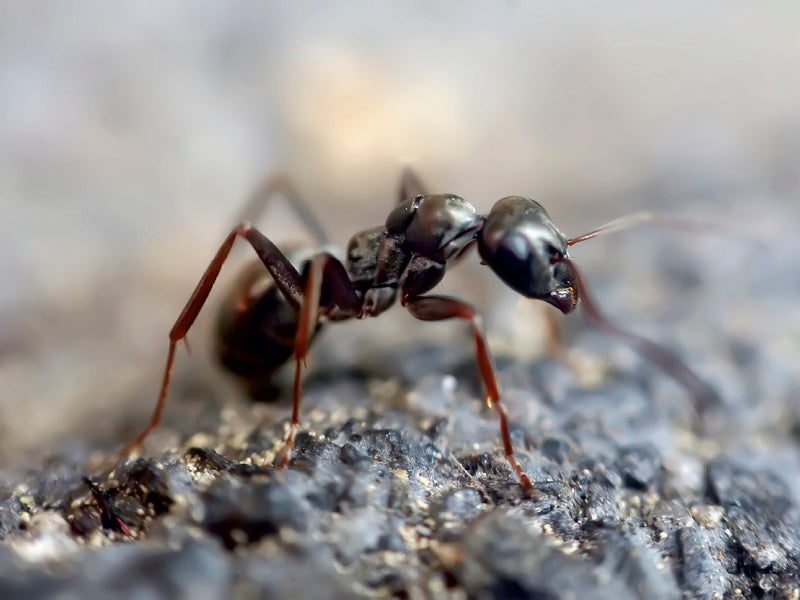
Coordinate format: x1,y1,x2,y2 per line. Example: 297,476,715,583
122,169,717,496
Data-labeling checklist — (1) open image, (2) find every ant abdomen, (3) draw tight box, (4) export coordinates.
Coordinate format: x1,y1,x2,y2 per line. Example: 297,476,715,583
215,253,318,399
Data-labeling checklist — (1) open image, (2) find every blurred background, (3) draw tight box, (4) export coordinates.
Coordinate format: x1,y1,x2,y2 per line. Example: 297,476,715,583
1,2,798,466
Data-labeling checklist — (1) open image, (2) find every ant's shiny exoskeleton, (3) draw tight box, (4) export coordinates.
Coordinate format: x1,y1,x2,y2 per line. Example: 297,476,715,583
121,169,718,496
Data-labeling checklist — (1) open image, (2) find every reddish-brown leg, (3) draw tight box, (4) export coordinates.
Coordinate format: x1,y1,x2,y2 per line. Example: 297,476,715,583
565,258,720,414
273,166,429,465
403,295,536,497
234,173,331,246
273,252,363,468
541,305,606,387
119,223,307,457
542,304,570,364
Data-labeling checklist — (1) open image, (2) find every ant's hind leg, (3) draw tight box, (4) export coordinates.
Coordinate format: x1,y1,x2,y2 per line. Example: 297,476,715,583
119,224,306,458
234,174,331,246
403,294,536,497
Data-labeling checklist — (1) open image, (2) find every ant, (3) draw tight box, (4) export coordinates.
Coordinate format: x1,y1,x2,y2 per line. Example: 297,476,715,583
120,169,718,496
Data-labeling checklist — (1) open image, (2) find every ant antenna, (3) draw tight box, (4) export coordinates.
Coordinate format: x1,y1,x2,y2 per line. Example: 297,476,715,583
567,211,764,248
560,257,720,415
568,213,712,246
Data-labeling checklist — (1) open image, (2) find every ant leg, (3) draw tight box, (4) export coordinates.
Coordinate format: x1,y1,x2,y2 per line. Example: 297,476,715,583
274,252,362,468
542,305,606,387
233,173,331,246
398,167,429,201
119,223,307,458
565,258,721,415
403,294,536,497
542,304,569,363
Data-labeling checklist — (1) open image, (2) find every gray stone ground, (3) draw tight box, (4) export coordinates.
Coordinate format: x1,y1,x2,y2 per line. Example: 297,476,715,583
2,4,800,600
1,185,799,599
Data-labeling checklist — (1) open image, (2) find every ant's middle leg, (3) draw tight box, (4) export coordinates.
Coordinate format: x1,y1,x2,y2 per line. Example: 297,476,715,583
273,251,363,468
119,223,307,457
402,294,536,496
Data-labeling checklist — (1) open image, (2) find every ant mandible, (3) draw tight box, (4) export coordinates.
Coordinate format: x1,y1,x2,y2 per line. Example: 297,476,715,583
121,169,718,496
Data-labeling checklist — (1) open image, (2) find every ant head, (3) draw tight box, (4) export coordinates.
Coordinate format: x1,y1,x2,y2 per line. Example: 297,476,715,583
478,196,578,314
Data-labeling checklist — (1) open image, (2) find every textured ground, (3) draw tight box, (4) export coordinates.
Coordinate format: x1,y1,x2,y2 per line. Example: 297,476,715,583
1,189,799,598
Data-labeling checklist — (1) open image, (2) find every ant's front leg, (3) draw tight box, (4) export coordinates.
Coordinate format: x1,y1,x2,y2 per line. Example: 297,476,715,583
541,305,607,388
273,252,363,469
565,259,721,416
402,294,536,497
119,223,306,458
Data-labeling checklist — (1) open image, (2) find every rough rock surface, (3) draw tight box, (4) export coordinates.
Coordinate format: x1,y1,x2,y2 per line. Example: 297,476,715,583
2,290,799,600
2,175,799,598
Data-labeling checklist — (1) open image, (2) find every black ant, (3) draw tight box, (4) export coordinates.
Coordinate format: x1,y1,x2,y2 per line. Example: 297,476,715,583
120,169,718,496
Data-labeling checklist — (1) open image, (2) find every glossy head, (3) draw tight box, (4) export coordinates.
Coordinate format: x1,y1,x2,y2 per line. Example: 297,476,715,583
478,196,578,313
